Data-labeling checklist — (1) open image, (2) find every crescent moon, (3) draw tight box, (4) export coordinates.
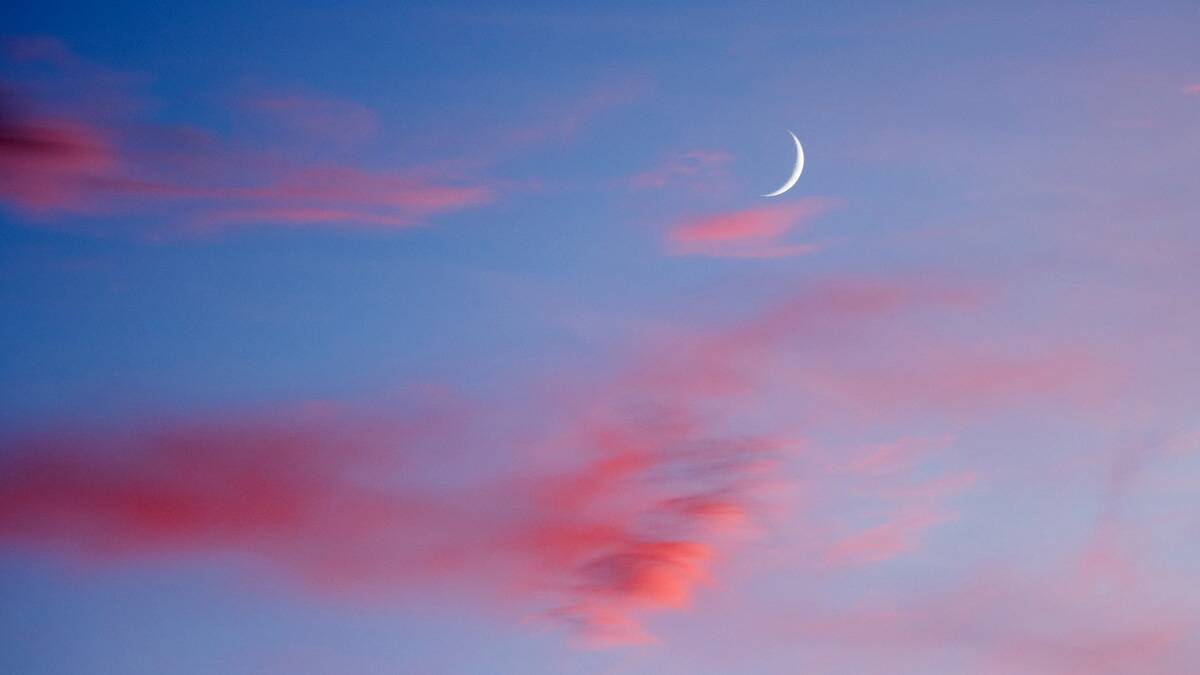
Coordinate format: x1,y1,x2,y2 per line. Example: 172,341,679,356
762,131,804,197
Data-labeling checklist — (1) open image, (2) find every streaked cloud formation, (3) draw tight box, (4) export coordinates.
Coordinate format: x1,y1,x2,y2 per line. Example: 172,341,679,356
666,200,831,258
630,150,731,191
0,37,495,234
245,92,380,146
0,278,1112,647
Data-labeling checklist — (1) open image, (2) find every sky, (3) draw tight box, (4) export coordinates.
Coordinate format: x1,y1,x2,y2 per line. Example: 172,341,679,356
1,1,1199,673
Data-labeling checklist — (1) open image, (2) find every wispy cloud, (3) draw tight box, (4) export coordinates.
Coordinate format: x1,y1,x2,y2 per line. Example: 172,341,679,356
666,199,833,258
821,470,975,567
0,277,1113,646
629,150,731,191
243,91,380,145
504,77,649,148
0,353,781,646
0,37,493,235
783,558,1194,674
0,97,117,212
4,35,76,65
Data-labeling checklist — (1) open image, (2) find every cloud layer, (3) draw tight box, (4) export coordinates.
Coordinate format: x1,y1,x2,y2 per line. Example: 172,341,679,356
666,200,832,258
0,38,494,235
0,277,1112,646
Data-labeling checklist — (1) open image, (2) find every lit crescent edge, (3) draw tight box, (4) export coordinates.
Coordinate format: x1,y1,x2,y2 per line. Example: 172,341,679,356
762,130,804,197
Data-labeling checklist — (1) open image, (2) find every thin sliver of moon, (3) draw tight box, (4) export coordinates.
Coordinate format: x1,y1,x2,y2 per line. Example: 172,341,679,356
762,131,804,197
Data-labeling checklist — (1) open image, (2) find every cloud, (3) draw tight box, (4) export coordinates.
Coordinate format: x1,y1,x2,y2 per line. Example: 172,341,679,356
821,469,976,567
784,559,1195,674
0,97,117,212
504,78,649,147
0,278,1114,645
1183,83,1200,95
245,92,380,145
629,150,731,191
666,199,833,258
0,393,780,647
0,280,942,641
802,346,1102,420
0,37,657,238
180,165,495,234
0,39,493,234
4,35,75,65
821,508,949,566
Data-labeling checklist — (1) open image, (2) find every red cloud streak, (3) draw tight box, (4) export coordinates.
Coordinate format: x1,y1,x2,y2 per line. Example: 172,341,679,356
666,200,833,258
0,103,117,212
0,44,492,233
0,400,778,646
629,150,731,191
0,279,1110,645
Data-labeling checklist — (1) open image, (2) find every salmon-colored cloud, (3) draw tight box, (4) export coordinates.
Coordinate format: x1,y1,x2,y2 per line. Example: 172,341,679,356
822,508,949,566
0,40,493,234
505,78,649,147
245,92,380,145
785,558,1194,674
666,199,833,258
822,468,976,567
0,37,655,237
4,35,75,65
0,278,1112,645
180,165,495,234
629,150,731,191
0,394,779,647
0,280,920,642
802,346,1103,421
0,104,117,212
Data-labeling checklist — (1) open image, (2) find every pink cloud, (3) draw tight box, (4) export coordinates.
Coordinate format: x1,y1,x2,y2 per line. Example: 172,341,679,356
0,278,1118,646
822,508,949,566
0,97,493,229
0,279,963,643
1183,83,1200,95
845,438,945,475
180,165,496,233
822,468,977,567
803,346,1103,420
246,92,380,145
629,150,731,191
666,199,833,258
0,39,493,234
0,38,655,237
785,560,1194,674
0,106,117,212
506,78,649,147
4,35,75,65
0,395,780,647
